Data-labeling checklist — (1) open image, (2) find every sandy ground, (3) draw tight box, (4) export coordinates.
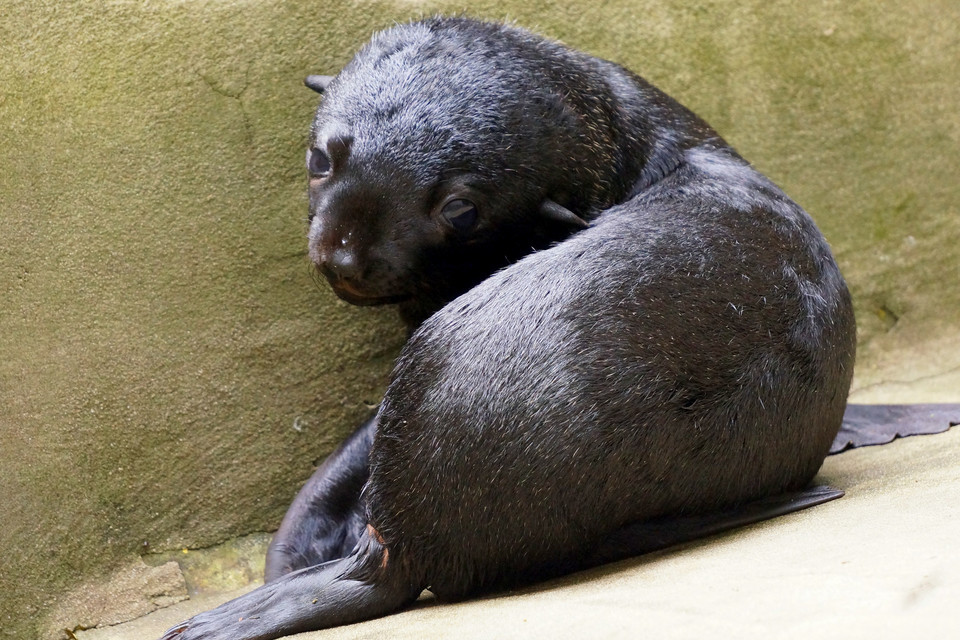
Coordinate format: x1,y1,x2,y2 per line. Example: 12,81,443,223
78,401,960,640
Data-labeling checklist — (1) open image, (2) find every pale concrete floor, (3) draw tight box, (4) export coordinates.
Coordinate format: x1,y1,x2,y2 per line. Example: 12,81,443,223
79,369,960,640
80,431,960,638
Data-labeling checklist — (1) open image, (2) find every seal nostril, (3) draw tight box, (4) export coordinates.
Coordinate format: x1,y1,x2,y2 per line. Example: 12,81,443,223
321,248,361,282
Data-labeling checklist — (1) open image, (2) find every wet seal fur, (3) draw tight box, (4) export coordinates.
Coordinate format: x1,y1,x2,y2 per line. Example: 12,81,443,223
163,17,858,639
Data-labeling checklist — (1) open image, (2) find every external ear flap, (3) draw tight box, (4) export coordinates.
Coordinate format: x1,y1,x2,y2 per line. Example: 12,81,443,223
540,199,589,229
304,75,335,94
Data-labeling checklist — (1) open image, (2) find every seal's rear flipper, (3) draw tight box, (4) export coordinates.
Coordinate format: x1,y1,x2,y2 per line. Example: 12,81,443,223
579,485,843,570
832,403,960,454
160,528,421,640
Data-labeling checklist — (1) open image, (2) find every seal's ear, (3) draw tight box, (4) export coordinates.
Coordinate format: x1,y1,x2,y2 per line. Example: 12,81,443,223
304,75,335,94
540,199,589,229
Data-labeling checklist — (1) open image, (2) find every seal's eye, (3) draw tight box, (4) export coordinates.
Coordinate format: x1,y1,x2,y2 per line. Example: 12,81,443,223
441,199,478,232
307,148,332,177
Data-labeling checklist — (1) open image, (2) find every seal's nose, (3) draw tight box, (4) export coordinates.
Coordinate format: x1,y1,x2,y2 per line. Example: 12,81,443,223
318,246,361,283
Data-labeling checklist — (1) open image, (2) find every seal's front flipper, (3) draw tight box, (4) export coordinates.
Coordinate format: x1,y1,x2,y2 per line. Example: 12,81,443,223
580,485,843,570
264,414,376,582
831,403,960,454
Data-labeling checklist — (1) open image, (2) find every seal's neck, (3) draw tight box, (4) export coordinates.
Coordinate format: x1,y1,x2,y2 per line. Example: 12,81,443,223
595,62,731,206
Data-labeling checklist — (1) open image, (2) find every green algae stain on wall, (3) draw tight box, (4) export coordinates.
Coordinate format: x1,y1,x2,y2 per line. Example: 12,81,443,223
2,0,959,637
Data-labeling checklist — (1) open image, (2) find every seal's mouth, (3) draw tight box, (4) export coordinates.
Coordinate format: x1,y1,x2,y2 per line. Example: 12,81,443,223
327,279,410,307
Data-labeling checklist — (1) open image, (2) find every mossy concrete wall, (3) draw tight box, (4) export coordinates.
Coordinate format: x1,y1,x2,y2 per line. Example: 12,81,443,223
2,1,958,638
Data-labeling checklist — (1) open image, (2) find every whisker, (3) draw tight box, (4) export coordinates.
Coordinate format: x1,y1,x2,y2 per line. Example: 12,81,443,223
308,263,329,295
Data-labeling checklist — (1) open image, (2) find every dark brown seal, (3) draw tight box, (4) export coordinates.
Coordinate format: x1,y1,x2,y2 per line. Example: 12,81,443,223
163,16,858,640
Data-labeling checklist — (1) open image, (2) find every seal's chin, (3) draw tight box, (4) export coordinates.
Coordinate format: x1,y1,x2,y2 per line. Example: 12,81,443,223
328,281,411,307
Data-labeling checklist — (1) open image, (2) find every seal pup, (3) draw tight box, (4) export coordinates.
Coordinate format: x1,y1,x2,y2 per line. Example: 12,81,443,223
163,16,857,639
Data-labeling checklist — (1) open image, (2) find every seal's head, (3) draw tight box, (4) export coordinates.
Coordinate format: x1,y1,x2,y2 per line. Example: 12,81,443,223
304,18,628,318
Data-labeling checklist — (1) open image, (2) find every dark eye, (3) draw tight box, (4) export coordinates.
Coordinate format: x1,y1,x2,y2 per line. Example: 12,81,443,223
441,199,478,232
307,148,331,177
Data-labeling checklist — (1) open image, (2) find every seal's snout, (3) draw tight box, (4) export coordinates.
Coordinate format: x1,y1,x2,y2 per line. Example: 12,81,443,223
312,238,402,305
315,243,375,303
317,246,361,283
309,215,364,285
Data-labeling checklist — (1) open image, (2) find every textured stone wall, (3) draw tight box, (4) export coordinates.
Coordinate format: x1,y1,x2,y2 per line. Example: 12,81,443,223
2,1,958,637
